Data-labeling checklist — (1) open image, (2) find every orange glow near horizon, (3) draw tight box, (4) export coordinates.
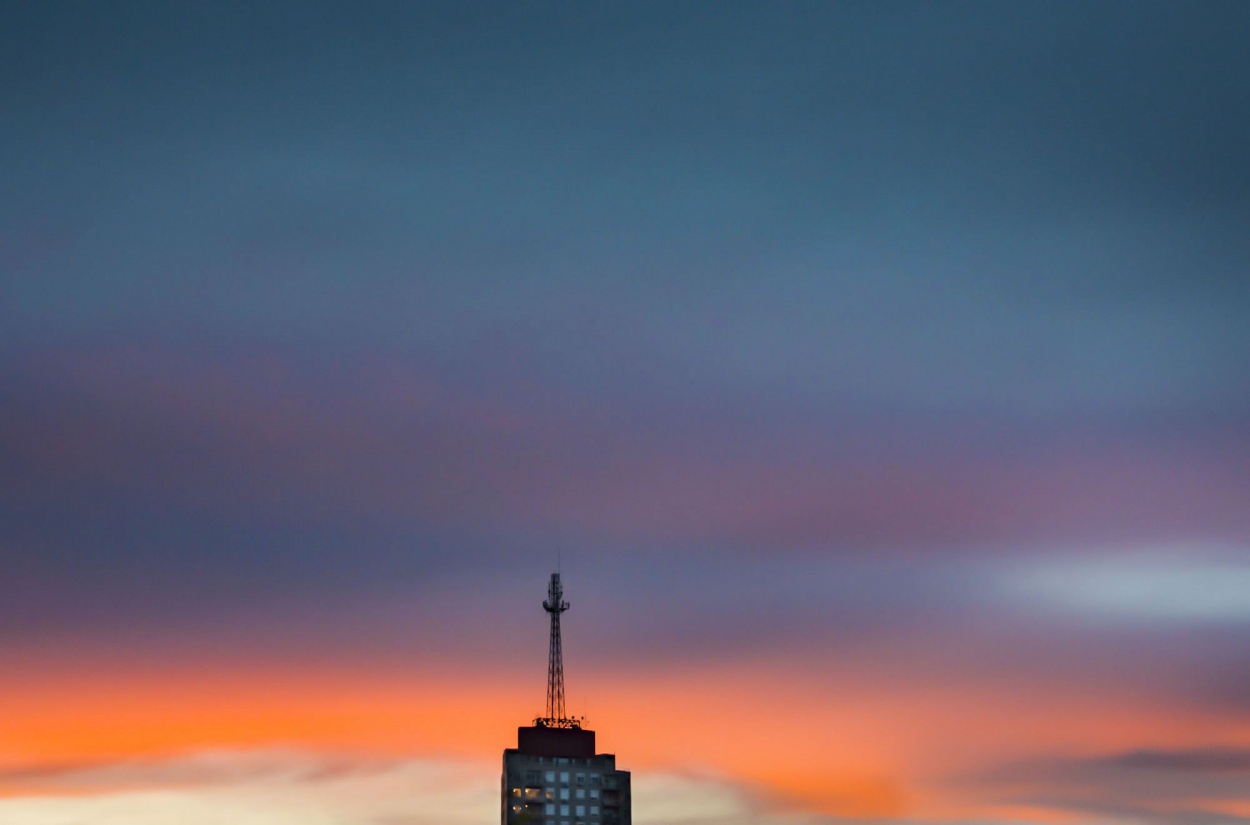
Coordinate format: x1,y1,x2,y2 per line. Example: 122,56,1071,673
4,653,1248,822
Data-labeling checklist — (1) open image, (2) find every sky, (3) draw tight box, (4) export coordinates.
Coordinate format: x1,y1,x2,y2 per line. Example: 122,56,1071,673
2,2,1249,824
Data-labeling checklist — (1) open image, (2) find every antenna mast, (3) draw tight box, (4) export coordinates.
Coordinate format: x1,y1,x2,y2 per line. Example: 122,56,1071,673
536,572,581,729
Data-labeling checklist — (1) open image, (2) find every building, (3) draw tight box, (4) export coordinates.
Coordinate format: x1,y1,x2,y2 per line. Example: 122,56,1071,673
501,726,631,825
502,573,631,825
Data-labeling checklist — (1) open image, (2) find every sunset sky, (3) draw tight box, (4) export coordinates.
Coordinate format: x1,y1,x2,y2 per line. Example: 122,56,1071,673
3,2,1250,824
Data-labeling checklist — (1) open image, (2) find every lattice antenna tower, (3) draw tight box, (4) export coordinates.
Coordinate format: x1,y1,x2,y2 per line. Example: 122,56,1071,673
536,572,582,729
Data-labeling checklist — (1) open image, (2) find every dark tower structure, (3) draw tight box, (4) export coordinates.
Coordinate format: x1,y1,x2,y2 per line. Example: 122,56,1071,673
540,572,572,726
502,573,631,825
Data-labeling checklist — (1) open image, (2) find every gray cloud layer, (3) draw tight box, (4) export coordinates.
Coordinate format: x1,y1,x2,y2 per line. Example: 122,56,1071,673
971,746,1250,825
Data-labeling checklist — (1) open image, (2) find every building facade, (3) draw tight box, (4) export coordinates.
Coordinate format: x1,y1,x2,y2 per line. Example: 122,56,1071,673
502,724,631,825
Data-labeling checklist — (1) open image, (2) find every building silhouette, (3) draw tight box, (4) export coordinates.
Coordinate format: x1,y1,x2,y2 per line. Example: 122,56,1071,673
502,573,631,825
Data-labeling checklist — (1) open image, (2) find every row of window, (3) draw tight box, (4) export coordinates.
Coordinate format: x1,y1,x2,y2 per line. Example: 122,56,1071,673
544,803,598,816
512,810,591,825
534,770,606,786
530,755,599,766
511,786,600,801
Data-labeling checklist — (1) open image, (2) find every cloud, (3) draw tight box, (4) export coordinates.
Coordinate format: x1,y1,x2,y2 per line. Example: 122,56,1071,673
1109,748,1250,774
6,343,1249,552
1001,550,1250,623
0,750,911,825
0,749,495,825
969,746,1250,825
0,749,387,790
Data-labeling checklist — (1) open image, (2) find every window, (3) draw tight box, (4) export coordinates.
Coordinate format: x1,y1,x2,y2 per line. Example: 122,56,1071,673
512,788,521,797
575,789,585,799
590,773,601,786
560,805,570,816
590,806,599,815
560,788,570,800
576,773,585,786
590,790,599,799
545,771,555,783
560,772,570,784
576,805,585,816
545,789,555,801
546,804,554,815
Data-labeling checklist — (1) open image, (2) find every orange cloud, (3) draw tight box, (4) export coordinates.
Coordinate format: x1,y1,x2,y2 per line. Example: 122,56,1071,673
2,651,1247,822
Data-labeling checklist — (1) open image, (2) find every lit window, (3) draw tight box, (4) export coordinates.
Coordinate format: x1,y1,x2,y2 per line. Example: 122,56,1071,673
512,788,521,797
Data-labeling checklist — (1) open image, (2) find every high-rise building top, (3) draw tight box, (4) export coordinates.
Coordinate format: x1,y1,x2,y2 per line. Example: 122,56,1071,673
502,573,631,825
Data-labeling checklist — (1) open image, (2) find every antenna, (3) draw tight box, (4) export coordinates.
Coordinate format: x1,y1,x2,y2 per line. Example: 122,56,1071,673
535,571,581,729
